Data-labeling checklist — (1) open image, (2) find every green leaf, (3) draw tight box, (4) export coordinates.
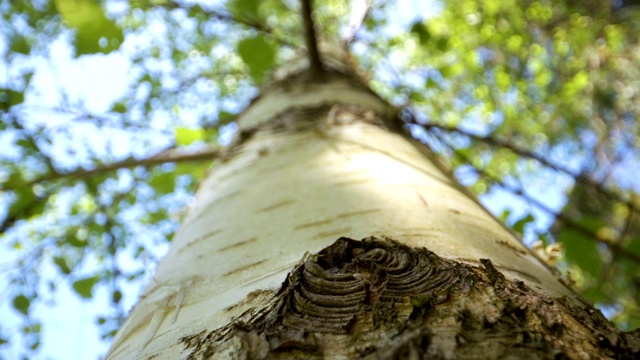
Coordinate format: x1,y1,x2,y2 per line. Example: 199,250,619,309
237,35,277,83
111,102,127,114
148,171,176,195
9,34,31,55
425,78,439,89
53,257,72,275
512,214,535,235
12,295,30,316
581,287,606,303
558,217,605,278
436,37,449,52
0,88,25,110
175,127,207,146
7,185,44,221
54,0,123,56
16,138,36,151
218,111,236,125
112,289,122,304
499,209,511,222
65,235,88,248
141,209,168,224
5,171,29,190
626,237,640,258
205,127,218,142
175,162,209,183
410,22,431,45
72,276,100,299
228,0,260,18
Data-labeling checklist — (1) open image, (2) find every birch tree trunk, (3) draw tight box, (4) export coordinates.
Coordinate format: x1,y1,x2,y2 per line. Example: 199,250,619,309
106,49,639,359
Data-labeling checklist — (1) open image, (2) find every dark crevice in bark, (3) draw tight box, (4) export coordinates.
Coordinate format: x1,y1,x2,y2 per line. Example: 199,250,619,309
226,101,392,159
181,237,640,359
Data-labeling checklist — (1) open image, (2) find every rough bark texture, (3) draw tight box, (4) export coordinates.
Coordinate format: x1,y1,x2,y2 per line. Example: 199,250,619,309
182,237,640,359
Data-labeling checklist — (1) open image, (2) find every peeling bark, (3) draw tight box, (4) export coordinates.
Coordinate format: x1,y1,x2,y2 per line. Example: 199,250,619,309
182,237,640,359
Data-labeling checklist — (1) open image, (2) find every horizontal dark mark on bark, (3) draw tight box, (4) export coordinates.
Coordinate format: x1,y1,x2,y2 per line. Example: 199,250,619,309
314,227,352,239
494,238,528,255
177,229,224,254
297,209,383,231
396,232,441,238
223,258,268,278
257,199,296,212
295,218,335,230
218,237,258,252
392,228,443,238
255,160,292,173
211,190,243,205
337,208,381,218
402,227,437,232
330,178,373,187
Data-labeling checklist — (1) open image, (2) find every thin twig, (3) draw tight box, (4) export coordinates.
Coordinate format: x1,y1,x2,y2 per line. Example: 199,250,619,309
162,2,298,48
26,147,220,186
12,119,58,176
405,115,640,217
0,148,220,235
430,130,640,265
203,8,296,47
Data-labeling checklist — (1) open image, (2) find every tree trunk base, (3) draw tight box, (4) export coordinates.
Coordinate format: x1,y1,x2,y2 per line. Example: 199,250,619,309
181,237,640,359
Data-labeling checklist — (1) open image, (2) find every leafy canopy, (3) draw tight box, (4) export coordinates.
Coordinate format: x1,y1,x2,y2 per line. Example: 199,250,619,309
1,0,640,357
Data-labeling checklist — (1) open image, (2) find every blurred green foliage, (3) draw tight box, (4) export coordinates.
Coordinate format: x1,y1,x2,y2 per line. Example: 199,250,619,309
54,0,123,56
1,0,640,357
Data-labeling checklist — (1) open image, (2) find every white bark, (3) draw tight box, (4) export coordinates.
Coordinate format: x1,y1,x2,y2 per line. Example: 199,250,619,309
106,64,579,360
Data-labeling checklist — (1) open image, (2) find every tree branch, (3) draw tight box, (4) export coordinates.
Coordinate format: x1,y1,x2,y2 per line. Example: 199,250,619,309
201,7,297,47
28,147,220,186
430,130,640,266
148,2,298,47
0,147,220,235
404,114,640,219
301,0,324,76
